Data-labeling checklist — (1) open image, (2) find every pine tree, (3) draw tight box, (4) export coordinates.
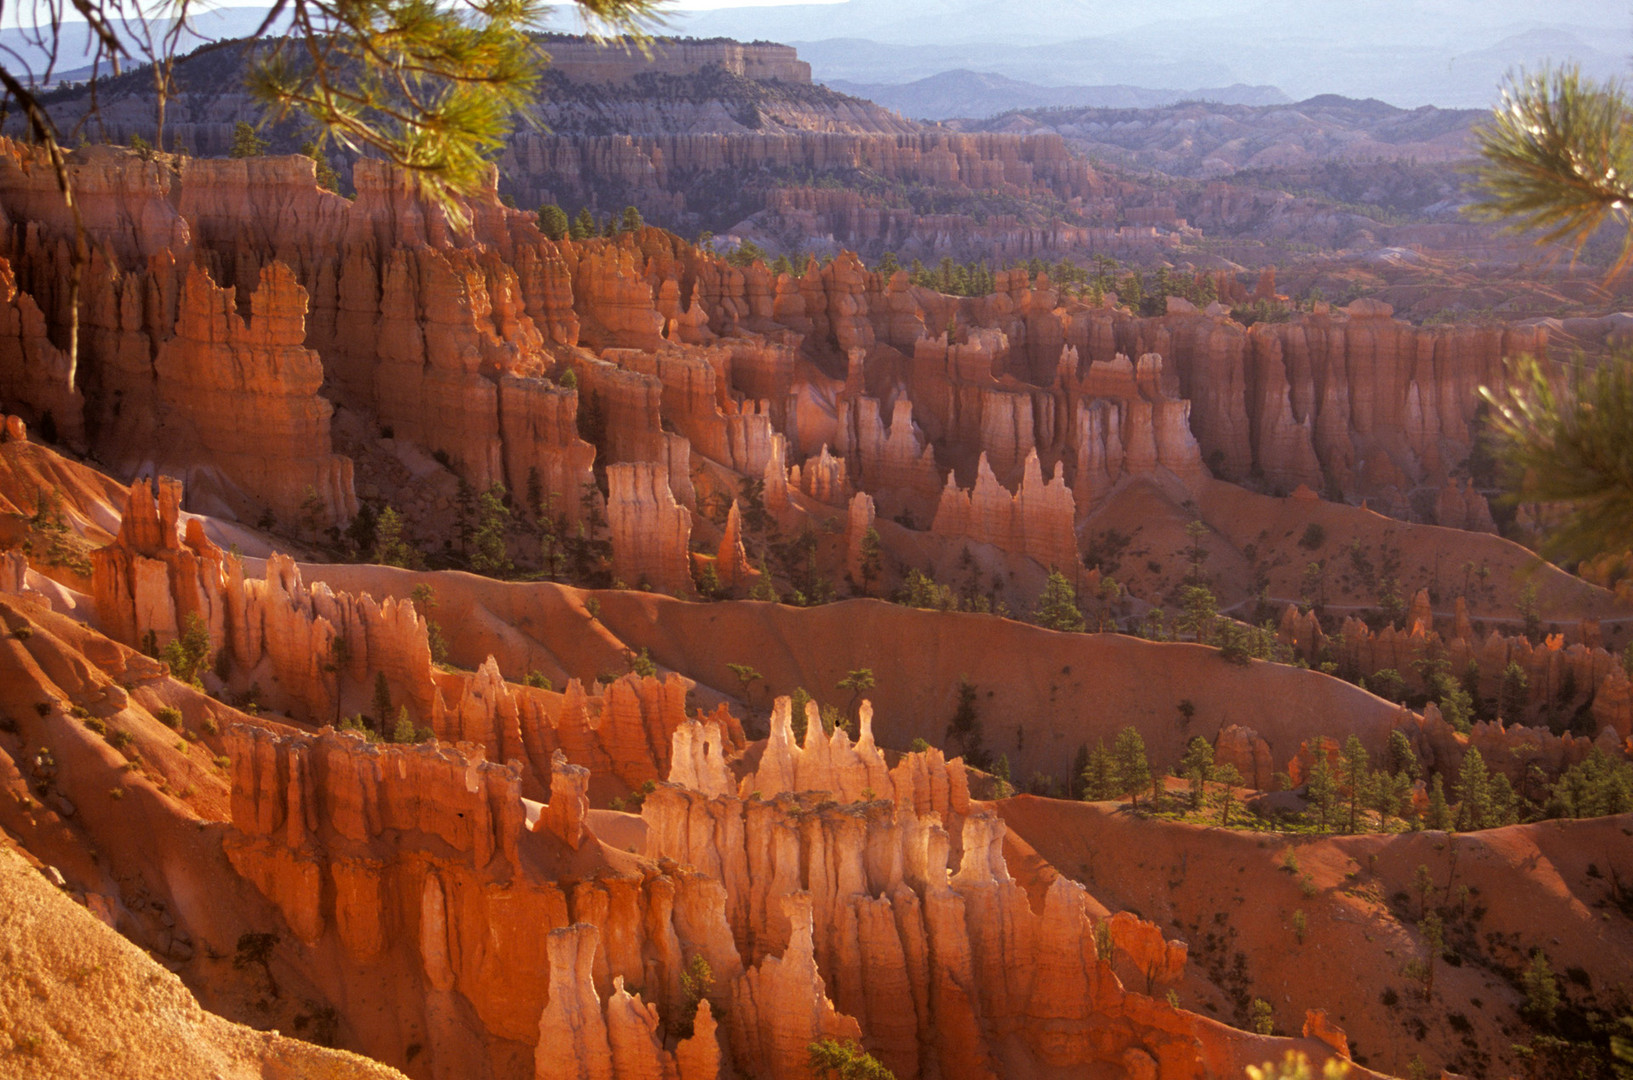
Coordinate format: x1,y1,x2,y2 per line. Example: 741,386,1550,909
620,205,643,232
1306,754,1339,831
371,506,417,567
229,121,268,158
1386,729,1420,776
1456,748,1493,830
470,483,513,576
1033,568,1085,632
1112,726,1151,808
1522,949,1560,1023
1211,762,1244,825
1181,736,1214,810
570,207,597,240
372,671,393,734
1489,772,1519,826
538,204,570,240
1500,661,1530,721
300,141,341,191
858,526,883,595
837,668,875,723
1175,584,1218,644
1081,741,1118,800
1427,774,1452,830
1340,735,1370,833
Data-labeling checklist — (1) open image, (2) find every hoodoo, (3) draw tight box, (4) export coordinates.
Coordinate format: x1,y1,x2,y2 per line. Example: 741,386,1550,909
1,13,1630,1080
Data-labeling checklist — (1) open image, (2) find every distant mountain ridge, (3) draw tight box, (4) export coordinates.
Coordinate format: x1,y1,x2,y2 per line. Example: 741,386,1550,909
826,70,1289,121
669,0,1631,108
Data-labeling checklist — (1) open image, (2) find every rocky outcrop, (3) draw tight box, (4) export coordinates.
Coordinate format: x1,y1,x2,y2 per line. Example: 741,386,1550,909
90,475,226,650
1290,601,1629,737
931,450,1078,571
716,500,755,593
0,255,83,448
645,707,1318,1080
835,396,943,524
844,491,877,590
607,461,693,593
156,261,357,525
541,38,812,84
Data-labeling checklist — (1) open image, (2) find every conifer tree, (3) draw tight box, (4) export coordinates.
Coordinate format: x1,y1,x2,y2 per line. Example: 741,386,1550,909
1081,741,1118,800
371,506,416,567
1181,736,1214,810
1340,735,1370,833
1522,949,1560,1023
470,483,513,576
1211,762,1244,825
538,204,570,240
372,671,393,734
1456,748,1493,830
1306,754,1339,831
1112,726,1151,808
1426,774,1452,830
1033,568,1086,632
229,120,268,158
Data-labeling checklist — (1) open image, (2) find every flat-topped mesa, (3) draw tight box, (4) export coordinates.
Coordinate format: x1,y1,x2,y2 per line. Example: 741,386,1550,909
541,37,812,84
156,260,358,526
931,450,1078,573
606,460,693,594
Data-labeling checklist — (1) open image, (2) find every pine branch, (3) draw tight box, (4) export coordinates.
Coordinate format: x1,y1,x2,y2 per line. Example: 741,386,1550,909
1467,66,1633,278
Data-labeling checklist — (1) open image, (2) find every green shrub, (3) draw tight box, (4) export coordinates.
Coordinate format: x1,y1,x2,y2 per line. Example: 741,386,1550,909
1251,997,1275,1035
83,717,107,736
155,707,182,729
201,718,220,737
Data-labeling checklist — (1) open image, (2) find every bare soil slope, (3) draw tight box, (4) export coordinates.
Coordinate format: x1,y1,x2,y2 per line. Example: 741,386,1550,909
0,840,407,1080
998,795,1633,1078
